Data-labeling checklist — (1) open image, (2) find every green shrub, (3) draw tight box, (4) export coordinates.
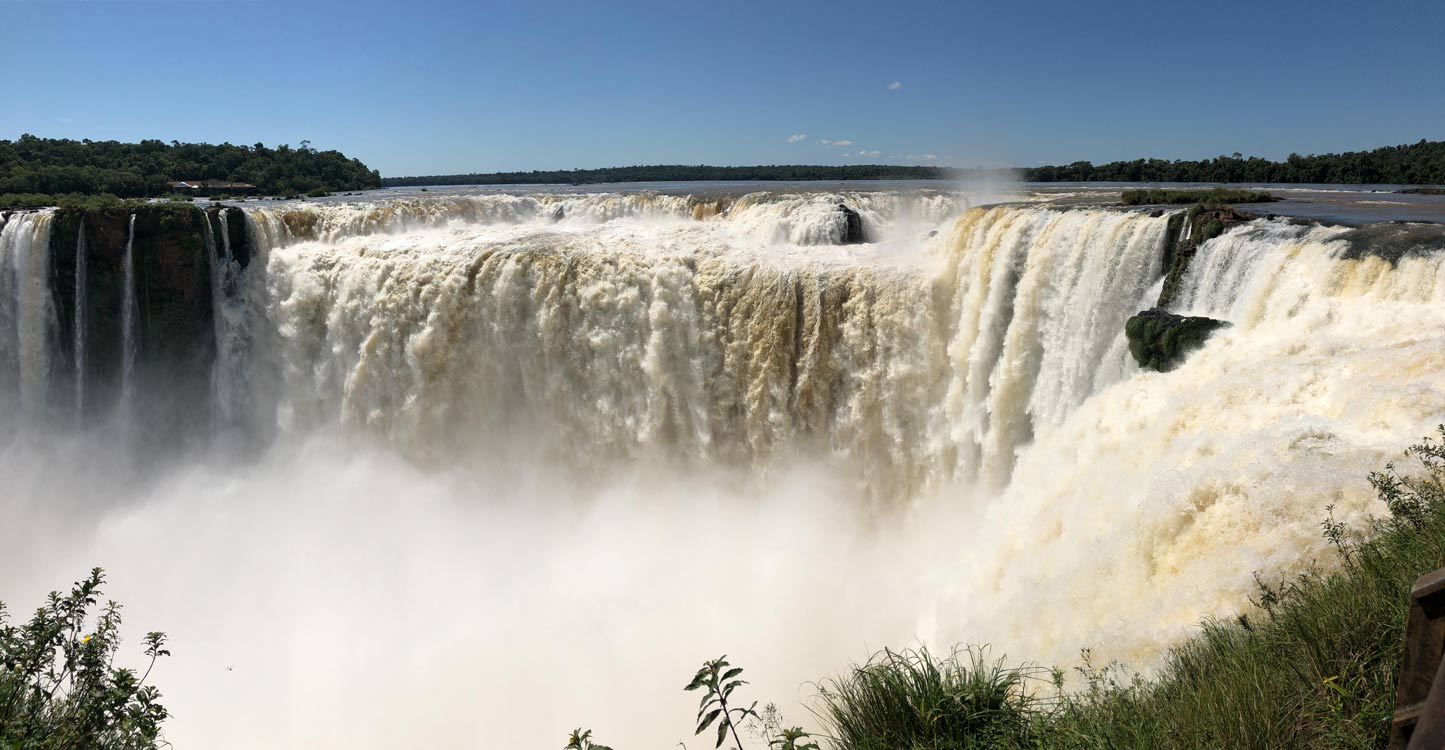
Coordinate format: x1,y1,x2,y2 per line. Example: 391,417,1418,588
305,188,330,198
0,568,170,750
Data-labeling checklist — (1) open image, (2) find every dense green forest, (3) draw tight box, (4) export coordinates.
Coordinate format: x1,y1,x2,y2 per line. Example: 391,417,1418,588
381,164,959,186
385,139,1445,187
1022,139,1445,184
0,135,380,197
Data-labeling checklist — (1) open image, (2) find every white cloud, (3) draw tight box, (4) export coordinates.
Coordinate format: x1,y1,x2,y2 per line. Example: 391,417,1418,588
905,153,939,161
786,133,807,144
858,150,882,158
841,153,852,157
887,81,902,91
821,139,854,147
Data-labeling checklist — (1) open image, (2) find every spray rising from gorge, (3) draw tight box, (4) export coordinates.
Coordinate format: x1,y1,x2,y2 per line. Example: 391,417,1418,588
2,187,1443,748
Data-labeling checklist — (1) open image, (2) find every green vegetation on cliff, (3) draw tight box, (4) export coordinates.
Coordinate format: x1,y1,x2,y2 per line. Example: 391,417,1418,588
0,135,380,199
1025,139,1445,185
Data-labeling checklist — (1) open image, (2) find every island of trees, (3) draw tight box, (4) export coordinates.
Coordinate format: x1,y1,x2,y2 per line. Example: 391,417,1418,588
0,135,380,202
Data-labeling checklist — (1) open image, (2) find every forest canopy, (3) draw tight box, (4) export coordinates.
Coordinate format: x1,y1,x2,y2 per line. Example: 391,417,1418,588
385,139,1445,187
0,135,380,197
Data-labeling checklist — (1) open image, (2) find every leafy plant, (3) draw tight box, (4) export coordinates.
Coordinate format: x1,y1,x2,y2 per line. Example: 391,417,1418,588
565,727,612,750
767,726,819,750
0,568,170,750
686,655,759,750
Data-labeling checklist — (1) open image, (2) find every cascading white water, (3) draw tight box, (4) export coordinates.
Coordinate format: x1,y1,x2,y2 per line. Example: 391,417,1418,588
208,210,268,443
119,213,137,415
73,224,86,415
3,191,1444,749
230,201,1168,497
240,190,966,250
931,217,1445,670
0,210,56,424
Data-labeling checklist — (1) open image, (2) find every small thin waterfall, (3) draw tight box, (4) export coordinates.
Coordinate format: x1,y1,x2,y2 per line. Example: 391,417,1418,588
202,213,225,428
73,223,87,416
120,213,138,413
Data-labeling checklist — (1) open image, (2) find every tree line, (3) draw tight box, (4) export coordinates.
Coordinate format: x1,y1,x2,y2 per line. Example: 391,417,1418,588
0,135,381,198
381,164,961,187
5,136,1443,198
386,140,1445,188
1021,139,1445,184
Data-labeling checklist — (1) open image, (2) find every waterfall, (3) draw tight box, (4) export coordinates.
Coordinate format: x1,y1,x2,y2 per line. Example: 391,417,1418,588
938,216,1445,669
245,202,1171,495
73,223,87,416
5,192,1445,749
206,208,251,436
120,213,137,414
0,211,57,423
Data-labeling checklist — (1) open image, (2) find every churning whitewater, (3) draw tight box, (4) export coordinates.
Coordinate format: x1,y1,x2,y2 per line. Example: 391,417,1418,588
2,189,1443,748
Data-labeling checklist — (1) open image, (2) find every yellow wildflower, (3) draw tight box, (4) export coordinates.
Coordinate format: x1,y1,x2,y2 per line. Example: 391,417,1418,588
81,635,91,644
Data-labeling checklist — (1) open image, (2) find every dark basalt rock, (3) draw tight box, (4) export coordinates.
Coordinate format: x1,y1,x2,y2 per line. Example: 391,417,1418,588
1331,222,1445,264
47,204,216,437
1126,308,1229,372
838,203,867,244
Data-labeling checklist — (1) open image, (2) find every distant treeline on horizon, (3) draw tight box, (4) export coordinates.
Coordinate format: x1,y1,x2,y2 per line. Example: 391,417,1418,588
381,164,957,186
4,137,1444,202
386,139,1445,187
0,135,380,199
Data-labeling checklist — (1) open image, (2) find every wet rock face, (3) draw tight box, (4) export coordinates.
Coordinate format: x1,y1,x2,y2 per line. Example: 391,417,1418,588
47,204,215,436
1125,308,1229,372
838,203,868,244
1156,206,1258,309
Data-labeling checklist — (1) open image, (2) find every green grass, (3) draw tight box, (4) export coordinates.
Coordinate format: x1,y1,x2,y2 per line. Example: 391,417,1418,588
1121,188,1276,206
814,647,1046,750
811,429,1445,750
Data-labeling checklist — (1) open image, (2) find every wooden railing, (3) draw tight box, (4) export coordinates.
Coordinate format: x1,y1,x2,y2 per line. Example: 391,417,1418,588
1392,568,1445,748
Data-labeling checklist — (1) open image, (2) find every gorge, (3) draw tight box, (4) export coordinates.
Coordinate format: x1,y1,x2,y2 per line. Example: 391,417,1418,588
2,187,1443,748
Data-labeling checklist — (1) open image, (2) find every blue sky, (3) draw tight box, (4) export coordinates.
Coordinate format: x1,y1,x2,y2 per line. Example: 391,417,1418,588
2,0,1443,176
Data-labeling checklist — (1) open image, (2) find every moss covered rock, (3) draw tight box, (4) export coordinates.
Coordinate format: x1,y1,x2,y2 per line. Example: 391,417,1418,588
1126,308,1229,372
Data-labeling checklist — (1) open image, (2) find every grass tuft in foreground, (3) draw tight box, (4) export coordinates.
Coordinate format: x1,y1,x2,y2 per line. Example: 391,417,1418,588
814,646,1047,750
